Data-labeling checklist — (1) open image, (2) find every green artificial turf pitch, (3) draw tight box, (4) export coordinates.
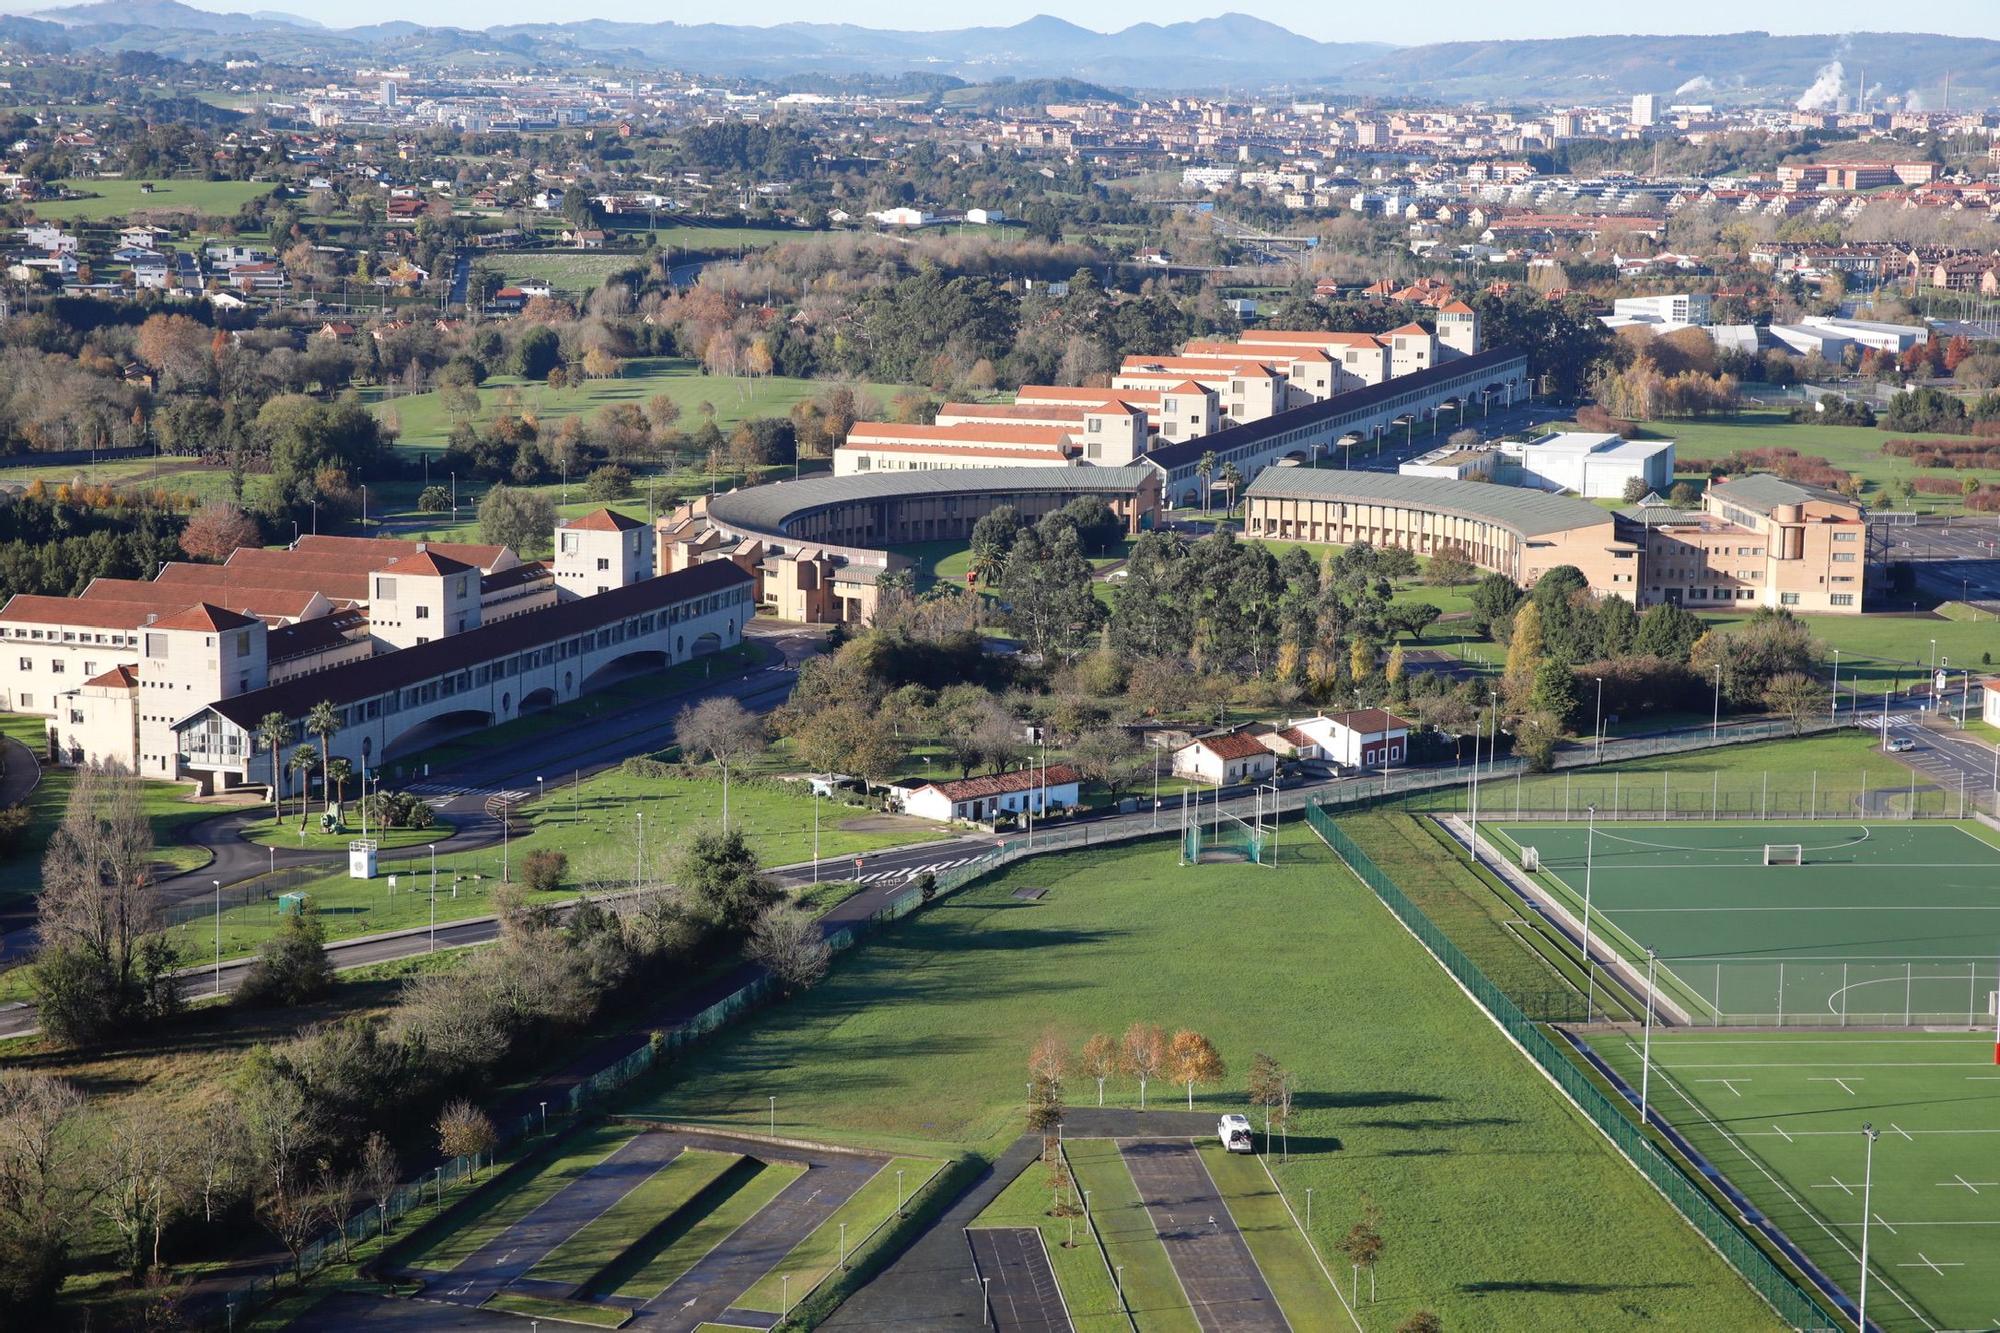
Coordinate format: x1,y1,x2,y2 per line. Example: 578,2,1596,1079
1491,822,2000,1025
1594,1031,2000,1333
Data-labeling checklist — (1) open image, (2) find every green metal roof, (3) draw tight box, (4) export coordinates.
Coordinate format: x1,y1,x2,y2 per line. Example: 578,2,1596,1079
1244,468,1614,538
707,467,1157,539
1707,474,1856,514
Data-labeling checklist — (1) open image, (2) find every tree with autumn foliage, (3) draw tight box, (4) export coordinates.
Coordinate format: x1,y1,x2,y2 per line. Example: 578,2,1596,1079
1168,1030,1225,1109
179,502,259,563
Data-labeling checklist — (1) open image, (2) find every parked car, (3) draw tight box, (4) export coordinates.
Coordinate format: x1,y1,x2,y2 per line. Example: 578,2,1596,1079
1885,735,1917,753
1218,1113,1254,1153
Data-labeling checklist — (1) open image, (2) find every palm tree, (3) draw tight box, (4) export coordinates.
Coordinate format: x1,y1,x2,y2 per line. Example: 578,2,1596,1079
1219,461,1243,512
1196,451,1217,514
255,712,293,824
325,758,353,813
289,744,319,827
304,700,341,815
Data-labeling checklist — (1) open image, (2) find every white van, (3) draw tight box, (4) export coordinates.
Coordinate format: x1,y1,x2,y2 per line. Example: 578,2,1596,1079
1218,1113,1254,1153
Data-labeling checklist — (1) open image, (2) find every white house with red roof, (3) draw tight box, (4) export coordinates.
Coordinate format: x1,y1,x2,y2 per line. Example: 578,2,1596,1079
555,508,655,599
899,763,1083,823
1290,709,1412,769
1171,730,1279,786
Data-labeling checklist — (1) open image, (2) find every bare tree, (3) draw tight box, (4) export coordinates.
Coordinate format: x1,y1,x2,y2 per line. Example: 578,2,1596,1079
314,1157,360,1260
675,696,767,829
746,904,831,993
241,1071,323,1276
1080,1034,1117,1108
359,1132,399,1239
1118,1023,1167,1112
91,1100,192,1274
1028,1028,1071,1087
188,1098,248,1226
1337,1194,1386,1303
0,1072,93,1316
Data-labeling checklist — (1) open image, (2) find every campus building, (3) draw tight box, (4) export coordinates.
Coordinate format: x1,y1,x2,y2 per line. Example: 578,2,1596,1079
3,511,747,788
1244,470,1873,612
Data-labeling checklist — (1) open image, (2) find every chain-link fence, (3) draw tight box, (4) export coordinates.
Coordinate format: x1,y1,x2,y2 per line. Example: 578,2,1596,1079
1367,764,1996,822
1304,801,1842,1332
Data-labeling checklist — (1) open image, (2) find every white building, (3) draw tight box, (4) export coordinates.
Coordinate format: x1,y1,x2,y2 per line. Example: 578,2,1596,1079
1764,324,1853,360
1288,709,1411,768
899,764,1082,823
1611,293,1712,327
1503,432,1675,499
1983,679,2000,728
1631,93,1660,127
1799,315,1928,354
1170,731,1278,786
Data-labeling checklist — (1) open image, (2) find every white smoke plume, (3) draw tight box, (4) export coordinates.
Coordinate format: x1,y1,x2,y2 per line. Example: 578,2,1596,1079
1796,59,1845,110
1674,75,1714,96
1904,89,1927,112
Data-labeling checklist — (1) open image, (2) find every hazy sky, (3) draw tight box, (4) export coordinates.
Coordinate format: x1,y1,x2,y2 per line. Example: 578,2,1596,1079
33,0,2000,42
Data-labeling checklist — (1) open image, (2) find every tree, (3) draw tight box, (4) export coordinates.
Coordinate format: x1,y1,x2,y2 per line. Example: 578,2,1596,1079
586,464,633,501
435,1100,497,1178
304,700,340,819
1246,1052,1285,1142
179,501,258,563
0,1072,92,1322
1080,1034,1117,1107
1468,572,1523,638
256,712,293,821
359,1132,399,1238
1195,451,1218,513
91,1099,190,1275
1502,601,1545,703
746,904,831,992
1219,461,1244,509
33,763,176,1046
477,483,558,557
1621,475,1651,504
1168,1030,1225,1110
288,745,318,824
1425,544,1475,587
236,905,334,1007
1118,1023,1167,1111
672,824,780,936
675,696,767,828
1071,727,1146,802
1026,1072,1065,1146
1337,1195,1386,1303
1763,671,1829,734
240,1066,322,1276
1633,601,1702,664
1029,1028,1071,1086
1527,659,1577,725
417,484,451,513
325,757,353,812
967,505,1022,585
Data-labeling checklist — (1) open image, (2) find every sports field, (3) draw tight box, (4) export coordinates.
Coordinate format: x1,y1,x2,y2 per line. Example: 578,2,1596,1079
1492,821,2000,1025
1594,1031,2000,1333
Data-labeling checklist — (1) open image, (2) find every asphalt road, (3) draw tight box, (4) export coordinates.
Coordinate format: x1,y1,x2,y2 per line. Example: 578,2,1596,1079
966,1227,1071,1333
1119,1140,1287,1333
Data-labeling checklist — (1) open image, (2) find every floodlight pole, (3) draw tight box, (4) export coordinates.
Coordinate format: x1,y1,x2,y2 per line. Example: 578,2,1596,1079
1582,805,1598,1024
428,844,437,953
214,878,223,994
1467,711,1483,866
1859,1123,1880,1331
1830,650,1840,721
1640,948,1657,1124
1711,662,1721,739
1593,676,1604,760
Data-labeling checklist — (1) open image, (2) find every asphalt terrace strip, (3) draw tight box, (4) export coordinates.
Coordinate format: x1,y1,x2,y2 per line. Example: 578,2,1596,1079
966,1226,1074,1333
1118,1140,1290,1333
429,1130,688,1308
633,1138,887,1333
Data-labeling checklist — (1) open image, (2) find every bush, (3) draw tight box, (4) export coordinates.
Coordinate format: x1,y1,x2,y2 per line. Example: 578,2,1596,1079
417,484,452,513
522,849,567,894
585,465,633,501
236,906,334,1007
621,755,674,779
0,804,29,856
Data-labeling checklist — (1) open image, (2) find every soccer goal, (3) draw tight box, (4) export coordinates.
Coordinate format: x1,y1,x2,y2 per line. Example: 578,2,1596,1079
1520,846,1541,872
1764,844,1805,866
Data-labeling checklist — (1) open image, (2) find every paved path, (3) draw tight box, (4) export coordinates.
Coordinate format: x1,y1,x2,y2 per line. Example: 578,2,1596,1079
426,1130,689,1308
967,1226,1072,1332
631,1136,886,1332
1119,1140,1288,1333
823,1135,1042,1329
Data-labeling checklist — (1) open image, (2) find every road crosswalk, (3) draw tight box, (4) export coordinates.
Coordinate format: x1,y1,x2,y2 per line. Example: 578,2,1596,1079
404,781,531,809
844,855,983,885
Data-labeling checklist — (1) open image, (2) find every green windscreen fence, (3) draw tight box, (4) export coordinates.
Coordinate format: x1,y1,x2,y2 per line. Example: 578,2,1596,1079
1303,798,1842,1333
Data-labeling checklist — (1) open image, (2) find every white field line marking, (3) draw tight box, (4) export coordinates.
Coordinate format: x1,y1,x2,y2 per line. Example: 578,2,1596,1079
1873,1214,1898,1236
1889,1124,1915,1143
1661,1062,1984,1070
1738,1128,2000,1138
1696,1078,1750,1097
1897,1254,1963,1275
1617,904,2000,912
1625,1043,1934,1332
1772,1123,1794,1143
1813,1177,1856,1195
1942,1177,1996,1193
1808,1077,1863,1095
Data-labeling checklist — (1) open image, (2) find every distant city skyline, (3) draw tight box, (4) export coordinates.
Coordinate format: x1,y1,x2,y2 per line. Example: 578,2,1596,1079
15,1,2000,48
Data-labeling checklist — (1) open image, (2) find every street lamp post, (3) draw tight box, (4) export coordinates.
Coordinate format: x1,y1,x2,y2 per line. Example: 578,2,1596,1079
769,1095,776,1134
427,844,438,953
1831,650,1840,721
1593,676,1604,760
1711,662,1722,739
1859,1123,1880,1331
1582,805,1598,1022
213,879,223,994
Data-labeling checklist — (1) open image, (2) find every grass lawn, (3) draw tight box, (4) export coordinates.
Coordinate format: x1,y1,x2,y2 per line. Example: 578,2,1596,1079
732,1156,943,1313
397,1121,641,1274
1064,1140,1198,1331
597,1158,804,1302
1197,1143,1348,1331
611,836,1784,1330
239,814,448,852
1698,610,1999,693
483,1290,629,1327
1594,1031,2000,1333
0,456,240,507
38,179,275,221
0,756,226,907
370,356,912,456
970,1153,1126,1333
527,1148,742,1289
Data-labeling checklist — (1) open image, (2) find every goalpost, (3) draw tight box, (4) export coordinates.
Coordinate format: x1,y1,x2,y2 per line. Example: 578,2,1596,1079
1520,846,1540,872
1763,844,1805,866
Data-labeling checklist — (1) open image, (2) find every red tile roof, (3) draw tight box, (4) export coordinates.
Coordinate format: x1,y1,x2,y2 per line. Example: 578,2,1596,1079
917,764,1084,803
380,549,474,577
84,663,139,688
565,508,646,532
151,602,261,632
1182,731,1272,761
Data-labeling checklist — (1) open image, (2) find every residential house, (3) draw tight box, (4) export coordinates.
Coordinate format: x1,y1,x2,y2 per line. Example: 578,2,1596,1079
1289,710,1411,769
1170,731,1278,786
899,764,1083,823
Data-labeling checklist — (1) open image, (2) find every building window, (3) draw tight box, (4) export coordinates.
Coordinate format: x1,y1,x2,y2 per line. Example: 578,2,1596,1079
415,606,430,620
596,557,610,571
1780,592,1800,606
16,658,26,671
1830,593,1855,606
376,578,397,599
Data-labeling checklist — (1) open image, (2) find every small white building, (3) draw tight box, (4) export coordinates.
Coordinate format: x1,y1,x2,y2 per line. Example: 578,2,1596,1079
1764,324,1852,361
899,763,1082,823
1171,731,1278,786
1289,709,1412,769
1800,315,1927,354
965,207,1005,225
1611,293,1712,327
1503,432,1674,499
1983,679,2000,728
870,206,935,228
